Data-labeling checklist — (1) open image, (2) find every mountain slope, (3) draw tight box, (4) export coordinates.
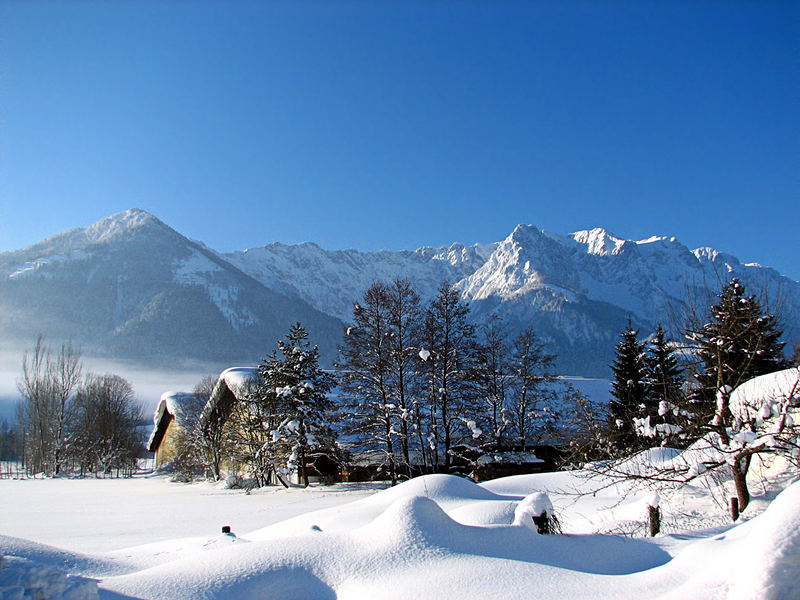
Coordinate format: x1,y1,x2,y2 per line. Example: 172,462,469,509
2,211,797,378
224,241,496,322
227,224,800,376
0,209,344,366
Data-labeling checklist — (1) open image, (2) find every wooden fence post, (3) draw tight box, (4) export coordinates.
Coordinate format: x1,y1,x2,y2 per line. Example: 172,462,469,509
730,497,740,522
648,505,660,537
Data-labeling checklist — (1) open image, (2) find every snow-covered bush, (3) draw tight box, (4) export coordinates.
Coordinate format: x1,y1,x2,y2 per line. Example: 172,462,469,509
513,492,561,534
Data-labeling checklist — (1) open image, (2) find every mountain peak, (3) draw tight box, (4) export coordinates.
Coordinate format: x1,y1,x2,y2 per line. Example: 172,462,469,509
83,208,167,243
571,227,627,256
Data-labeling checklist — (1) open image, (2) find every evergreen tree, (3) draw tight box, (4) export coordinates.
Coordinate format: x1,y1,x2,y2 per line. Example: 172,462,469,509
688,278,788,425
643,324,686,443
253,323,336,487
608,318,648,451
646,325,684,406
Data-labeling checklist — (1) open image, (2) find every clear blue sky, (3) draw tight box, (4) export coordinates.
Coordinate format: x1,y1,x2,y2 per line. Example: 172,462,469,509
1,1,798,279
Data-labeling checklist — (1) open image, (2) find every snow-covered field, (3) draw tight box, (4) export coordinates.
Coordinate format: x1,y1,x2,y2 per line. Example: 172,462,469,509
2,453,799,600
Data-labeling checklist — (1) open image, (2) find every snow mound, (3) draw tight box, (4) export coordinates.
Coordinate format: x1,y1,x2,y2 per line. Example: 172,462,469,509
0,554,99,600
363,473,505,505
0,535,126,578
728,479,800,600
730,367,800,422
358,495,462,549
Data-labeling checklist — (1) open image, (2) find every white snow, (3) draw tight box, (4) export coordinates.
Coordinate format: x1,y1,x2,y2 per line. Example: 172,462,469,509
4,369,800,600
513,491,554,523
729,367,800,423
220,366,258,391
0,554,99,600
1,452,798,600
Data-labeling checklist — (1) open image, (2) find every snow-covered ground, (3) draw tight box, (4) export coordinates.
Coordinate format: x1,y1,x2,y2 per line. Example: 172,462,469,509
2,452,798,600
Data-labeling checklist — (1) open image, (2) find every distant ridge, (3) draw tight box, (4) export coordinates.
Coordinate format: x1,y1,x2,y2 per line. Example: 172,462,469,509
2,210,798,376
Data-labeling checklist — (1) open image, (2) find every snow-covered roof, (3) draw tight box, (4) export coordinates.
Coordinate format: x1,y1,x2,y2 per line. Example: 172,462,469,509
475,452,544,466
730,367,800,422
199,367,259,429
146,391,203,452
220,366,258,391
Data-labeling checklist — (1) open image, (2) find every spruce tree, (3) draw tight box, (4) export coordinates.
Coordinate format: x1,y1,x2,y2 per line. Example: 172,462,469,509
646,325,684,408
255,323,336,487
608,318,648,451
644,324,686,442
689,278,788,425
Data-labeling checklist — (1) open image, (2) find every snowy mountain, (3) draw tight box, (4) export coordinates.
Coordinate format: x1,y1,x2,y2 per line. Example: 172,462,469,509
223,241,496,322
226,223,800,376
0,209,343,366
2,210,798,376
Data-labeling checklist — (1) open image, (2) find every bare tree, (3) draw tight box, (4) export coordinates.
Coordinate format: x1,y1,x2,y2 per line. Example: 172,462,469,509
337,282,401,484
170,375,221,481
72,374,143,477
557,385,613,465
475,314,511,448
385,278,422,473
508,326,557,450
417,281,480,471
16,337,82,475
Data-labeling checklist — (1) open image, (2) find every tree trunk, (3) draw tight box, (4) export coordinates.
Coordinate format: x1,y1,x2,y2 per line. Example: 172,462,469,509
731,456,750,511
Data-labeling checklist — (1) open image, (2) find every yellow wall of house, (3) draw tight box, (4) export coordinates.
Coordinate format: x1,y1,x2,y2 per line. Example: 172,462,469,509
155,418,184,467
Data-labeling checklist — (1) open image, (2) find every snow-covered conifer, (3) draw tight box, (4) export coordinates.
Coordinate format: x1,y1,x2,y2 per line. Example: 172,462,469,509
608,318,649,453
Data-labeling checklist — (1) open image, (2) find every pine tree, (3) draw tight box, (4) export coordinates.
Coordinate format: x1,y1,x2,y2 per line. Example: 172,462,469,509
689,278,788,425
254,323,336,487
608,318,648,452
643,325,686,443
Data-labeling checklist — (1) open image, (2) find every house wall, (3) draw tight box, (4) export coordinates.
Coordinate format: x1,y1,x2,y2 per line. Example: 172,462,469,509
155,417,183,467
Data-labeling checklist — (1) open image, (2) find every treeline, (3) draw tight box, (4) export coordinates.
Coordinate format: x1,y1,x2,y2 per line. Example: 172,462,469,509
11,337,144,477
335,279,558,483
585,277,799,514
173,279,567,487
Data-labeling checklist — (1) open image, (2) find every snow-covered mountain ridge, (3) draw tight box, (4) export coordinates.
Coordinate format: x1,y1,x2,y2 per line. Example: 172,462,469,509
224,222,799,374
2,210,798,376
0,209,343,367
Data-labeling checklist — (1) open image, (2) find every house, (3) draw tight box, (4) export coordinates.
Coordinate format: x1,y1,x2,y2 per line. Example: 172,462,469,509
198,367,258,435
147,368,257,470
146,391,204,467
195,366,340,485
